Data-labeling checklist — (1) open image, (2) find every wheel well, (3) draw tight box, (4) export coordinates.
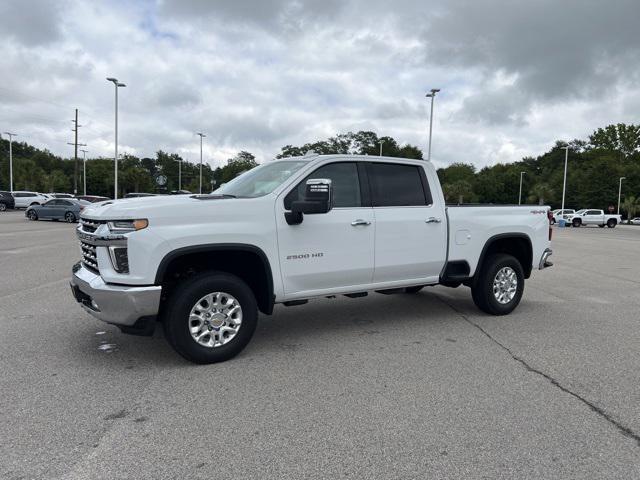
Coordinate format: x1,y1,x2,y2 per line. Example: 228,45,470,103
156,246,274,315
478,235,533,279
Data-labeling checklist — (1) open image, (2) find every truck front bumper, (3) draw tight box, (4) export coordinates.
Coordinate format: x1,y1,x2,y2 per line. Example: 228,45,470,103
70,263,162,327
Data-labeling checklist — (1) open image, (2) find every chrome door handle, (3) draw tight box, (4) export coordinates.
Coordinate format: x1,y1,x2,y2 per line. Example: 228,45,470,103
351,219,371,226
425,217,442,224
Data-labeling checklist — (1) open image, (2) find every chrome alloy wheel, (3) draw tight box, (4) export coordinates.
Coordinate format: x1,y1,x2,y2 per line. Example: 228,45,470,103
492,267,518,304
188,292,243,348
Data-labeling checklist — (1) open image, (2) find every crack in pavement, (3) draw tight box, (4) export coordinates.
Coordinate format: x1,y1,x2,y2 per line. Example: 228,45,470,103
434,294,640,448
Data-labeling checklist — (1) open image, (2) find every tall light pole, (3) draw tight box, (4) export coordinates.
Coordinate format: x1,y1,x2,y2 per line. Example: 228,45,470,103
560,146,569,213
379,139,385,156
425,88,440,161
617,177,626,215
196,132,206,194
178,158,182,191
3,132,16,192
80,149,89,195
518,171,526,205
107,77,126,199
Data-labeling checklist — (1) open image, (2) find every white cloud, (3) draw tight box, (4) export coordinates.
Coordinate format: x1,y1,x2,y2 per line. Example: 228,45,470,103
1,0,639,170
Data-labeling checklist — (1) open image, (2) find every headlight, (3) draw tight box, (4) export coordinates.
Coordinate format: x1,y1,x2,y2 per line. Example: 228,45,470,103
107,219,148,233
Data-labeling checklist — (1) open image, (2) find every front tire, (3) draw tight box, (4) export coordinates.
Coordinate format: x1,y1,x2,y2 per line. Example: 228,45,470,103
572,218,581,227
0,203,6,212
163,272,258,364
27,210,38,221
471,254,524,315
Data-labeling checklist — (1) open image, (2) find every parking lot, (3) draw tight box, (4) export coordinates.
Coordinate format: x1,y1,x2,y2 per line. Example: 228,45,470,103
1,209,639,479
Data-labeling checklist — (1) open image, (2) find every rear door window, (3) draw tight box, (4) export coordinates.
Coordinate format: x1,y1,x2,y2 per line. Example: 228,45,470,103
368,163,431,207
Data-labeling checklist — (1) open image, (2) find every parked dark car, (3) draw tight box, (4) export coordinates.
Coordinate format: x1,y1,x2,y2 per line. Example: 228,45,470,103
0,191,16,211
25,199,90,222
124,192,158,198
76,195,110,203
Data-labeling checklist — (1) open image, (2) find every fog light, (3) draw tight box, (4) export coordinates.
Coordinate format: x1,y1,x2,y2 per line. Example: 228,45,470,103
108,246,129,273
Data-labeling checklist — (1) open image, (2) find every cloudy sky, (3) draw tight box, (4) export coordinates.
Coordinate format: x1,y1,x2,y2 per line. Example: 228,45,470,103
1,0,639,170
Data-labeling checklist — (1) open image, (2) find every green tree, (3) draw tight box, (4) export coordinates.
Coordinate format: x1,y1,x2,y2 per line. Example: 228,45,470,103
589,123,640,157
442,180,475,204
528,183,554,205
621,195,639,221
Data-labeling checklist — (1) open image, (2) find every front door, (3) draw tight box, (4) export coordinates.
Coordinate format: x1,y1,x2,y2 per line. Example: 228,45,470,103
276,161,374,296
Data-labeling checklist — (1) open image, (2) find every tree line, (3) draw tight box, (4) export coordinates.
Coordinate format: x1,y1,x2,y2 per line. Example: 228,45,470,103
1,125,639,218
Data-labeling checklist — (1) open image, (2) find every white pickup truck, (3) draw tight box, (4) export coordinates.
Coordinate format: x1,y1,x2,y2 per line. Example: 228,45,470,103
567,209,621,228
70,154,553,363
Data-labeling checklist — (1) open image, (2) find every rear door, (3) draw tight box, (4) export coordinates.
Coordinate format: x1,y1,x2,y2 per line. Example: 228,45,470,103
276,161,375,296
584,209,603,224
39,200,58,218
368,162,447,284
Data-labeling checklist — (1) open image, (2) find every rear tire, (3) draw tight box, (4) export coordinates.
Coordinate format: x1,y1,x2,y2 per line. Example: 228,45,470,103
607,219,616,228
163,272,258,364
471,254,524,315
65,212,76,223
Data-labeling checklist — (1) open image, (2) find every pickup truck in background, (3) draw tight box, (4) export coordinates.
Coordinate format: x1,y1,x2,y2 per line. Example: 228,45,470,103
568,209,621,228
70,154,553,364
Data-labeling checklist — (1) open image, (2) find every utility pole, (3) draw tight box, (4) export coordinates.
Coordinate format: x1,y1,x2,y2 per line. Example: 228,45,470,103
425,88,440,161
67,110,86,195
617,177,626,215
518,171,526,205
196,132,206,194
80,149,89,195
560,146,569,214
178,158,182,191
379,139,385,156
107,78,126,199
3,132,17,192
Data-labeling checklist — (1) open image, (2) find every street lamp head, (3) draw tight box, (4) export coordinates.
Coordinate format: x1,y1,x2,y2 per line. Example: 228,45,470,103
620,177,626,180
430,88,441,94
425,93,434,98
106,77,118,83
117,82,126,88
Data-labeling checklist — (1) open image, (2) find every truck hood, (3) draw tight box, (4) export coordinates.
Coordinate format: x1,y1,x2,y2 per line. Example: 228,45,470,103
81,195,248,221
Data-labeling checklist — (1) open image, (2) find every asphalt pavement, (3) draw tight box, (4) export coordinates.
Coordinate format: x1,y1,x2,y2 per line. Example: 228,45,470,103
1,209,639,479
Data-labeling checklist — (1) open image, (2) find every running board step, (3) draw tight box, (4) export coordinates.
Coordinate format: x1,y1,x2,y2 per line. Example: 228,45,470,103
344,292,368,298
375,288,406,295
283,300,308,307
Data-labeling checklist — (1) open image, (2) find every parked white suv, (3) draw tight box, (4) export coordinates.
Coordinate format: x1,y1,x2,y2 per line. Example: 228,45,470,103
12,191,49,209
551,209,575,224
71,154,553,363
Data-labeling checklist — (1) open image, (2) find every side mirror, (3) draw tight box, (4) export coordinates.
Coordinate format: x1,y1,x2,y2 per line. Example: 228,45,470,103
285,178,333,225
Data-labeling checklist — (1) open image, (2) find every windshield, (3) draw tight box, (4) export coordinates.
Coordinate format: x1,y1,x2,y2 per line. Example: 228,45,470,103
215,160,310,198
575,209,586,214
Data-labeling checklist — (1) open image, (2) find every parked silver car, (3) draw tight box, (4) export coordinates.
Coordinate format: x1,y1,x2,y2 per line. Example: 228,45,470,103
25,199,90,222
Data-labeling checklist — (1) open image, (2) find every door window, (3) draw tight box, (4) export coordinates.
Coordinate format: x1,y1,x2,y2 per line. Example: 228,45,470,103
284,162,362,209
368,163,431,207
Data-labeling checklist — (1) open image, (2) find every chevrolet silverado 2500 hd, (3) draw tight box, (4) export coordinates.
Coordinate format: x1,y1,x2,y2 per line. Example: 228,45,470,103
70,154,553,363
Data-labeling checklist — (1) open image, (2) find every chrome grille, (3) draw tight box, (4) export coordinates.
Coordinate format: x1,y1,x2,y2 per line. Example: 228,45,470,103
80,241,99,272
80,218,105,233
